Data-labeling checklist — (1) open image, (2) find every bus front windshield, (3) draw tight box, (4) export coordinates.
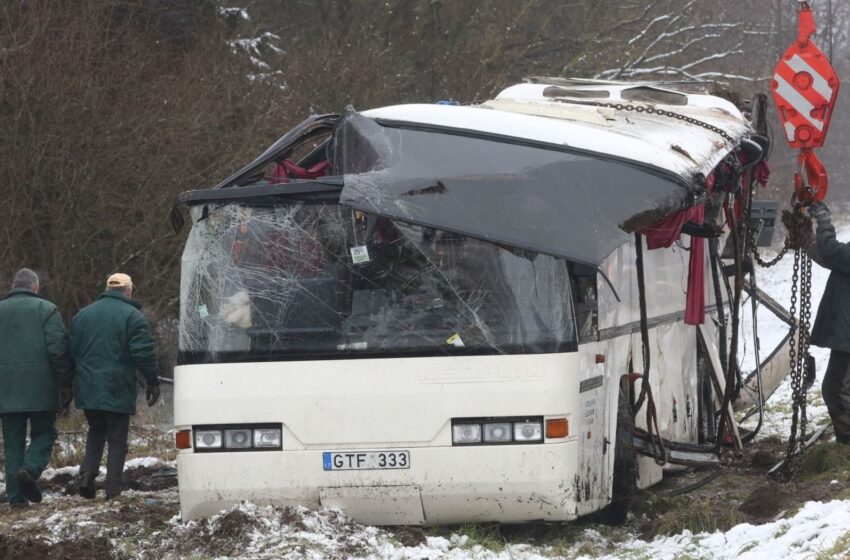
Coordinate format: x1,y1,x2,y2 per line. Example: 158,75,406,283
179,202,577,364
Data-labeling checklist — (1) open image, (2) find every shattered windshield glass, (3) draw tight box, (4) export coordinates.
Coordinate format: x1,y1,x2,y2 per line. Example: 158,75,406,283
179,202,576,364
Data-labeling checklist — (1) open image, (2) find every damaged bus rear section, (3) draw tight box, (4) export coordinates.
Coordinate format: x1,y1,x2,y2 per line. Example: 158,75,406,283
172,80,791,524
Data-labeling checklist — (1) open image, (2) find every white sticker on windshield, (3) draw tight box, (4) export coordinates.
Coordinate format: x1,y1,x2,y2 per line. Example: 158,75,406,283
198,304,209,319
350,245,370,264
336,341,368,351
446,333,465,348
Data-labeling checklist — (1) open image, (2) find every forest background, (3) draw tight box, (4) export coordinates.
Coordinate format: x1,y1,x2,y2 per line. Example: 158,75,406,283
1,0,848,376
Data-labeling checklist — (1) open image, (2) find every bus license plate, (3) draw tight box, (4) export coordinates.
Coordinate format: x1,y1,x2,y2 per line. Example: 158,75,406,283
323,450,410,471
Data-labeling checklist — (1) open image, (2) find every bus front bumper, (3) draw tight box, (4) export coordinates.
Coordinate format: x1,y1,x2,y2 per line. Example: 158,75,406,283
178,441,581,524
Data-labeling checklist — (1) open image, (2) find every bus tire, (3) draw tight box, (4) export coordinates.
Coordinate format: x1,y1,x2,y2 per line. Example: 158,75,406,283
598,388,635,525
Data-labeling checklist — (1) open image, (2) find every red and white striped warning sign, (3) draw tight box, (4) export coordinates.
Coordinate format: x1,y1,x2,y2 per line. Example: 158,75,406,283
771,8,840,150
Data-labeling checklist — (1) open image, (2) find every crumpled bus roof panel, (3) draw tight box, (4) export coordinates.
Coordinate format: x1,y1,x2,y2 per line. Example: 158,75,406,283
342,83,748,265
337,114,695,266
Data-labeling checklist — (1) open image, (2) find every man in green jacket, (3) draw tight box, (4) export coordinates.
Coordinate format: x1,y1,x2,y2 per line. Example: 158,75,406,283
0,268,74,507
71,273,160,500
809,202,850,443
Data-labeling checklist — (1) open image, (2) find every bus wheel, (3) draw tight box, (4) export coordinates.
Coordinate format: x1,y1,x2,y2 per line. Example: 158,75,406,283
598,388,635,525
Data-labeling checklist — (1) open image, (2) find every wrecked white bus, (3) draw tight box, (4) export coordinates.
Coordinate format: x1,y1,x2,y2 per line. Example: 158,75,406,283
171,79,791,524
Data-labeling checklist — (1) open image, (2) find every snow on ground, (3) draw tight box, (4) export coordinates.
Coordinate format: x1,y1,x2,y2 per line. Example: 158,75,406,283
4,493,849,559
0,457,176,504
145,499,850,559
593,500,850,560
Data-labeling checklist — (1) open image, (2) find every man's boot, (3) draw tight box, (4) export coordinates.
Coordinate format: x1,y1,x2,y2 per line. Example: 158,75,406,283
16,469,42,504
79,471,97,499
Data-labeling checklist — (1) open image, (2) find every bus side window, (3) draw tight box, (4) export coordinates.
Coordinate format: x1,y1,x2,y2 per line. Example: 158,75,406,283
571,264,598,342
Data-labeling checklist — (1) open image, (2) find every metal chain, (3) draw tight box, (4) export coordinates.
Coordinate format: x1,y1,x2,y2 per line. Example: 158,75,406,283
786,247,802,470
800,253,813,440
752,236,791,268
559,100,735,143
782,207,815,476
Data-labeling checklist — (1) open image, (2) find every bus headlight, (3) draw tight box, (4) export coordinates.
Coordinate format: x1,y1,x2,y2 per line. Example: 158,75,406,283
483,422,512,443
195,430,223,449
253,428,282,448
452,423,482,444
451,417,544,445
225,429,252,449
192,424,282,452
513,421,543,442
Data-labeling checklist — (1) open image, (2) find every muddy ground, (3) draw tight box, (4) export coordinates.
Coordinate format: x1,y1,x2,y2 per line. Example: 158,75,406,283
0,437,848,559
631,436,850,537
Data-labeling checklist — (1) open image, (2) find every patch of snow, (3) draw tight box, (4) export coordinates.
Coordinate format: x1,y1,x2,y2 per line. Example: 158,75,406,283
124,456,164,469
219,7,250,21
229,33,284,58
667,500,850,560
40,465,81,480
40,456,172,482
249,55,270,70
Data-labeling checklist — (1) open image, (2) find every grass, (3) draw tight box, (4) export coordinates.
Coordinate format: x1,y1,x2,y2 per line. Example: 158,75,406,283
451,523,505,552
543,537,582,558
764,401,793,415
814,415,833,427
45,393,176,468
773,523,791,538
737,540,760,554
649,497,743,536
421,519,634,558
608,548,654,560
50,411,174,467
817,530,850,559
798,443,850,483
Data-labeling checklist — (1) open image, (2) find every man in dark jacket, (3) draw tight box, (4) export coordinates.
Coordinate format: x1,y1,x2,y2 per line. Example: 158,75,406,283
71,273,160,500
809,202,850,443
0,268,74,507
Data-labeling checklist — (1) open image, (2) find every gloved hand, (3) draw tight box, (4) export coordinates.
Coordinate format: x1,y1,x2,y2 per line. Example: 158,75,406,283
808,201,831,223
146,384,160,407
59,386,73,413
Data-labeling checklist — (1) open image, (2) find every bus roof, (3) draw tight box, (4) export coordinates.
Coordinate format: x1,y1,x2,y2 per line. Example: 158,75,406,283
363,81,750,184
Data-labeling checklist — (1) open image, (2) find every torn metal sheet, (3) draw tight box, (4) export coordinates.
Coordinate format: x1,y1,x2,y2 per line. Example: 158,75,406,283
211,114,338,190
336,113,699,266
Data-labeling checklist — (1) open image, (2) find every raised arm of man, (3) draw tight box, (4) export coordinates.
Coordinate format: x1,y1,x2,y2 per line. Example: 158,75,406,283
810,202,850,274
